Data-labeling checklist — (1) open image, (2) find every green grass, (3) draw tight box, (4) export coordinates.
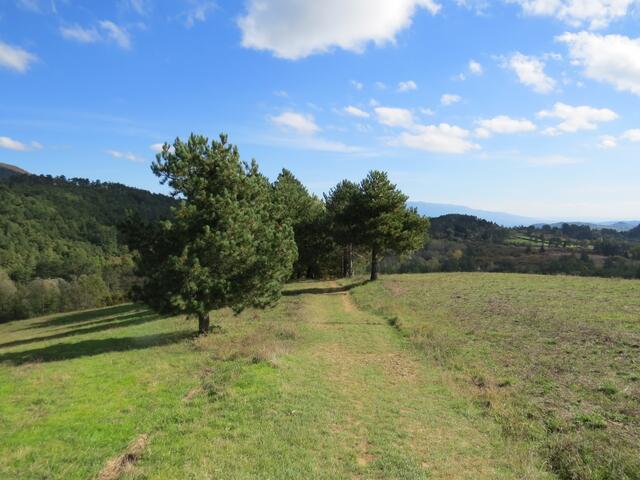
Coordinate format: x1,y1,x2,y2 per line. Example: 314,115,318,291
350,273,640,480
1,274,638,478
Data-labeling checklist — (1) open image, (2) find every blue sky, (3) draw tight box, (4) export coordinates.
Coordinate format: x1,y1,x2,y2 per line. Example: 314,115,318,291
1,0,639,220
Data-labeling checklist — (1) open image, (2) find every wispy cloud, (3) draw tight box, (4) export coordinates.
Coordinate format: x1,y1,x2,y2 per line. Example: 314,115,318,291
182,0,217,28
502,52,555,94
0,136,42,151
538,102,617,135
60,25,101,43
441,94,461,106
0,42,37,73
397,80,418,92
344,106,370,118
107,149,145,162
270,111,320,135
60,21,131,49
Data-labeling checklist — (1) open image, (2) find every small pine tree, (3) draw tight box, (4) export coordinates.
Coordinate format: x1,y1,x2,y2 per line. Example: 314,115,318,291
354,171,429,281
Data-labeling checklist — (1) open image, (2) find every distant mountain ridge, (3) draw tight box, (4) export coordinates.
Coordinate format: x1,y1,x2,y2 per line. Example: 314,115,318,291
408,202,640,231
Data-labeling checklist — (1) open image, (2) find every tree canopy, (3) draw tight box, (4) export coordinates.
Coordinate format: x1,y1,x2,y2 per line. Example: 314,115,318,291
130,134,297,334
354,171,430,280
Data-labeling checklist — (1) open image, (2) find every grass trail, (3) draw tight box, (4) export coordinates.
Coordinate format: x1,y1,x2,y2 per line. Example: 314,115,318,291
0,279,553,479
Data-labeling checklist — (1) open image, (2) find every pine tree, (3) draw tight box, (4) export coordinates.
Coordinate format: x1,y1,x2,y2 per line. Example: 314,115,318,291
355,171,429,281
325,180,360,278
272,169,332,278
131,134,297,334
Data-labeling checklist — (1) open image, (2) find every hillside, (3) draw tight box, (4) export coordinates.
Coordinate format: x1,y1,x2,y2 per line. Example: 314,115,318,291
0,173,175,320
1,274,638,478
0,163,29,179
0,174,174,282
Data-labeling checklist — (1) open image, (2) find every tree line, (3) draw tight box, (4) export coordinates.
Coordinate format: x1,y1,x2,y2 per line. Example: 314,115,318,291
125,134,428,334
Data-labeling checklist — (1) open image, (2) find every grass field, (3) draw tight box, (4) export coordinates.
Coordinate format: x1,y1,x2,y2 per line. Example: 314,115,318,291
0,274,638,479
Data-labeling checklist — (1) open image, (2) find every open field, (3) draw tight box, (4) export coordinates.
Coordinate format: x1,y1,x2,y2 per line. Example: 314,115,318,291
1,274,639,479
351,273,640,479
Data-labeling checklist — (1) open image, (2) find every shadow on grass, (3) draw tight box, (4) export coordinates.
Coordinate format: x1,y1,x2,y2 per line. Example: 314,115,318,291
0,330,193,365
24,304,143,330
0,311,161,350
283,280,370,296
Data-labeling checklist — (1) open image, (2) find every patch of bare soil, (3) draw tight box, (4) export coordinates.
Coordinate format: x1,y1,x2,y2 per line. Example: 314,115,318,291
182,386,202,402
341,292,356,313
97,434,149,480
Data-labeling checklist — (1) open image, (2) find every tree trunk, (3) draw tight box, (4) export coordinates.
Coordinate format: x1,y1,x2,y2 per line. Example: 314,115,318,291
347,244,354,278
370,247,379,281
198,312,210,335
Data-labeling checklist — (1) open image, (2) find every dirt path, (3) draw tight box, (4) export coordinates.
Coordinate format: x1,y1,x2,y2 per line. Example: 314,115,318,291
281,281,533,479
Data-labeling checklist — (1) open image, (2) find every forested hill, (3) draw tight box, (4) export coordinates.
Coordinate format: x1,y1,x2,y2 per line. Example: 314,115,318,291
0,172,175,283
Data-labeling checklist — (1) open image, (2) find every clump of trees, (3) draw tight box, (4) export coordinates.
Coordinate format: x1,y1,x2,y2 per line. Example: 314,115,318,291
0,270,111,322
0,133,429,326
125,134,429,334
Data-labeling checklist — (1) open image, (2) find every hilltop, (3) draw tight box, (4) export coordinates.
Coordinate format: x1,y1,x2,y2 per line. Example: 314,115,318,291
0,162,29,179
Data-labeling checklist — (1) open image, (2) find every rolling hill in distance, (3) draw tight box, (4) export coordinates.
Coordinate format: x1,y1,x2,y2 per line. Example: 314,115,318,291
409,201,640,230
0,163,636,230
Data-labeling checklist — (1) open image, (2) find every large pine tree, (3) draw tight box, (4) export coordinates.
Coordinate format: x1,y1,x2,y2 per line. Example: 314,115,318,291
131,134,297,334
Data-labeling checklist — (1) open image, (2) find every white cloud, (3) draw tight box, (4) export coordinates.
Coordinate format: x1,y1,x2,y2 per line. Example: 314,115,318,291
558,32,640,96
598,135,618,149
374,107,415,128
238,0,441,60
0,136,28,151
537,102,618,134
99,21,131,49
469,59,483,75
375,81,387,89
344,106,370,118
504,52,555,93
596,128,640,148
476,115,537,137
420,107,435,116
107,149,145,162
60,25,101,43
621,129,640,141
0,42,37,73
398,123,479,154
440,93,461,106
351,80,364,90
270,112,321,135
510,0,635,29
398,80,418,92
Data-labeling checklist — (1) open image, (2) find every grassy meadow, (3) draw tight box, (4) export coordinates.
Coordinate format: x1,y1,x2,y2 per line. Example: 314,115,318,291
0,273,638,479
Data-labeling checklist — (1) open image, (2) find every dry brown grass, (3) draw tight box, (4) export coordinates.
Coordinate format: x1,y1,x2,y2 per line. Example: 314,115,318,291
97,434,148,480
